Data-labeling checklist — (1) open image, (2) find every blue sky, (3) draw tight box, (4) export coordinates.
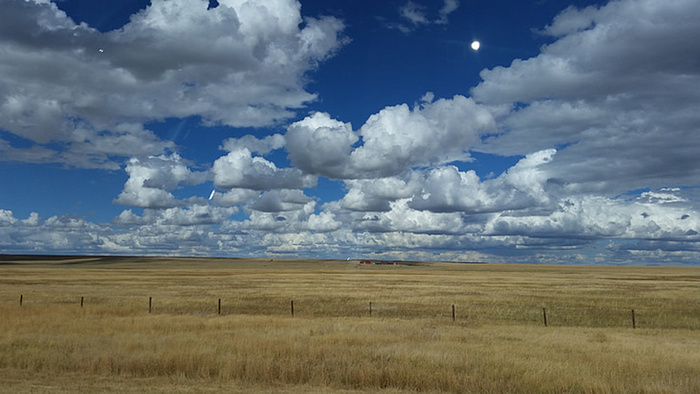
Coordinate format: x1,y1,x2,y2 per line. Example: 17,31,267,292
1,0,699,265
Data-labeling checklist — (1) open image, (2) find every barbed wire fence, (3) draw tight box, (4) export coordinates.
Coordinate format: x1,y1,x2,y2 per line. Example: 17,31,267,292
10,293,700,330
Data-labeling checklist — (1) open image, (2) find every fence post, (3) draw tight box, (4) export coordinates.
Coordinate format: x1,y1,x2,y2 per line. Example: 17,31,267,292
543,307,548,327
452,304,456,321
369,301,372,317
218,298,222,315
149,296,152,314
20,294,23,307
81,296,84,307
631,309,636,329
291,300,294,316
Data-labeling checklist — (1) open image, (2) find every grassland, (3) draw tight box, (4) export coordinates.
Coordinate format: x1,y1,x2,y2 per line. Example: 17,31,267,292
1,255,700,392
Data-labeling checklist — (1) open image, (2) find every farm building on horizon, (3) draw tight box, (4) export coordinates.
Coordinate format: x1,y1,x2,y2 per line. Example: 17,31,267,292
359,260,399,265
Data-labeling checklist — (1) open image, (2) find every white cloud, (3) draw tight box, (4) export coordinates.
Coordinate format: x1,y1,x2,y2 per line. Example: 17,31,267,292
113,205,238,226
44,214,99,229
0,0,346,167
240,193,316,233
0,139,62,166
105,225,214,255
285,112,358,178
0,124,173,170
64,124,176,169
114,153,207,208
437,0,460,25
307,211,342,233
3,0,700,265
0,212,105,254
352,95,492,177
638,189,686,205
0,209,18,226
364,199,467,235
220,134,285,155
340,176,419,212
408,167,490,213
484,192,700,244
400,2,430,26
212,139,316,191
543,4,598,37
500,149,556,205
210,189,260,207
394,0,460,31
249,189,314,212
408,149,556,214
22,212,41,227
0,210,41,228
287,95,494,179
472,0,700,195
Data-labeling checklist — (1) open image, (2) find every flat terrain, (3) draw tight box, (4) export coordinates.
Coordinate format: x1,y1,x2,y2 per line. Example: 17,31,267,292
1,255,700,392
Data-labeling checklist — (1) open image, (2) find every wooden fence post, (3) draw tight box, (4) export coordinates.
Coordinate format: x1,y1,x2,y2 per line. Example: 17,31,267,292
543,307,548,327
369,301,372,317
81,296,84,307
218,298,222,315
452,304,456,321
20,294,23,307
291,300,294,316
149,296,152,314
631,309,636,329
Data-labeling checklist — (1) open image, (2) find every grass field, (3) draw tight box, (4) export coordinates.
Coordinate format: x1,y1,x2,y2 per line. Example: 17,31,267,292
1,255,700,392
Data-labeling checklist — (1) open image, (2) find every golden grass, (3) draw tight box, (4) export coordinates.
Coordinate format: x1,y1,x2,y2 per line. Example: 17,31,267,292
1,256,700,392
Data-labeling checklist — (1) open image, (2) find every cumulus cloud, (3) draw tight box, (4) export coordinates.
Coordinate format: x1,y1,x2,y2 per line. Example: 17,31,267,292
113,205,238,226
4,0,700,265
354,199,467,235
348,148,552,215
249,189,314,213
407,167,491,213
484,192,700,244
212,136,316,191
0,210,106,254
340,176,419,212
472,0,700,195
288,95,494,179
220,134,285,155
0,210,41,228
22,212,41,227
352,95,492,176
0,209,18,227
0,0,346,167
208,189,341,234
306,211,342,233
285,112,358,178
239,192,316,233
210,189,260,207
114,153,207,208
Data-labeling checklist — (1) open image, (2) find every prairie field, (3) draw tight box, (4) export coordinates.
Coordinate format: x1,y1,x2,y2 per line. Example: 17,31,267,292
1,255,700,392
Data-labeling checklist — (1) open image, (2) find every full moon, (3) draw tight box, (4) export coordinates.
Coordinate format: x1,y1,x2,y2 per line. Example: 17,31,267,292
471,40,480,51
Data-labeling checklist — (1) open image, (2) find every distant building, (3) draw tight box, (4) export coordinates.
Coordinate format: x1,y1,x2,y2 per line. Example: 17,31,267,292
358,260,399,265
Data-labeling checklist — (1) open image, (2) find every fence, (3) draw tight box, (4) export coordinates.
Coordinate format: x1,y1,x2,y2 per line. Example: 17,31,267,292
12,293,699,330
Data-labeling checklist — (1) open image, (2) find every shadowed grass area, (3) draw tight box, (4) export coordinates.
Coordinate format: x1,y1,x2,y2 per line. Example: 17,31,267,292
1,256,700,392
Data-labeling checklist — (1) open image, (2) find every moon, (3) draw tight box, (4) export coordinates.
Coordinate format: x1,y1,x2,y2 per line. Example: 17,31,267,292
471,40,480,51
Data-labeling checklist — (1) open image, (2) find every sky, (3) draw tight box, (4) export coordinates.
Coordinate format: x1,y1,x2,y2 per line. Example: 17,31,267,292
1,0,699,265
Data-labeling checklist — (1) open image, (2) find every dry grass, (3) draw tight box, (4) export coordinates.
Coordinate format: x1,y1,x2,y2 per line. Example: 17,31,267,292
1,256,700,392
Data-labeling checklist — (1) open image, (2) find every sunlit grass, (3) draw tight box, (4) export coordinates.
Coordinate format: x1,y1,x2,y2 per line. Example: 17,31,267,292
1,256,699,392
